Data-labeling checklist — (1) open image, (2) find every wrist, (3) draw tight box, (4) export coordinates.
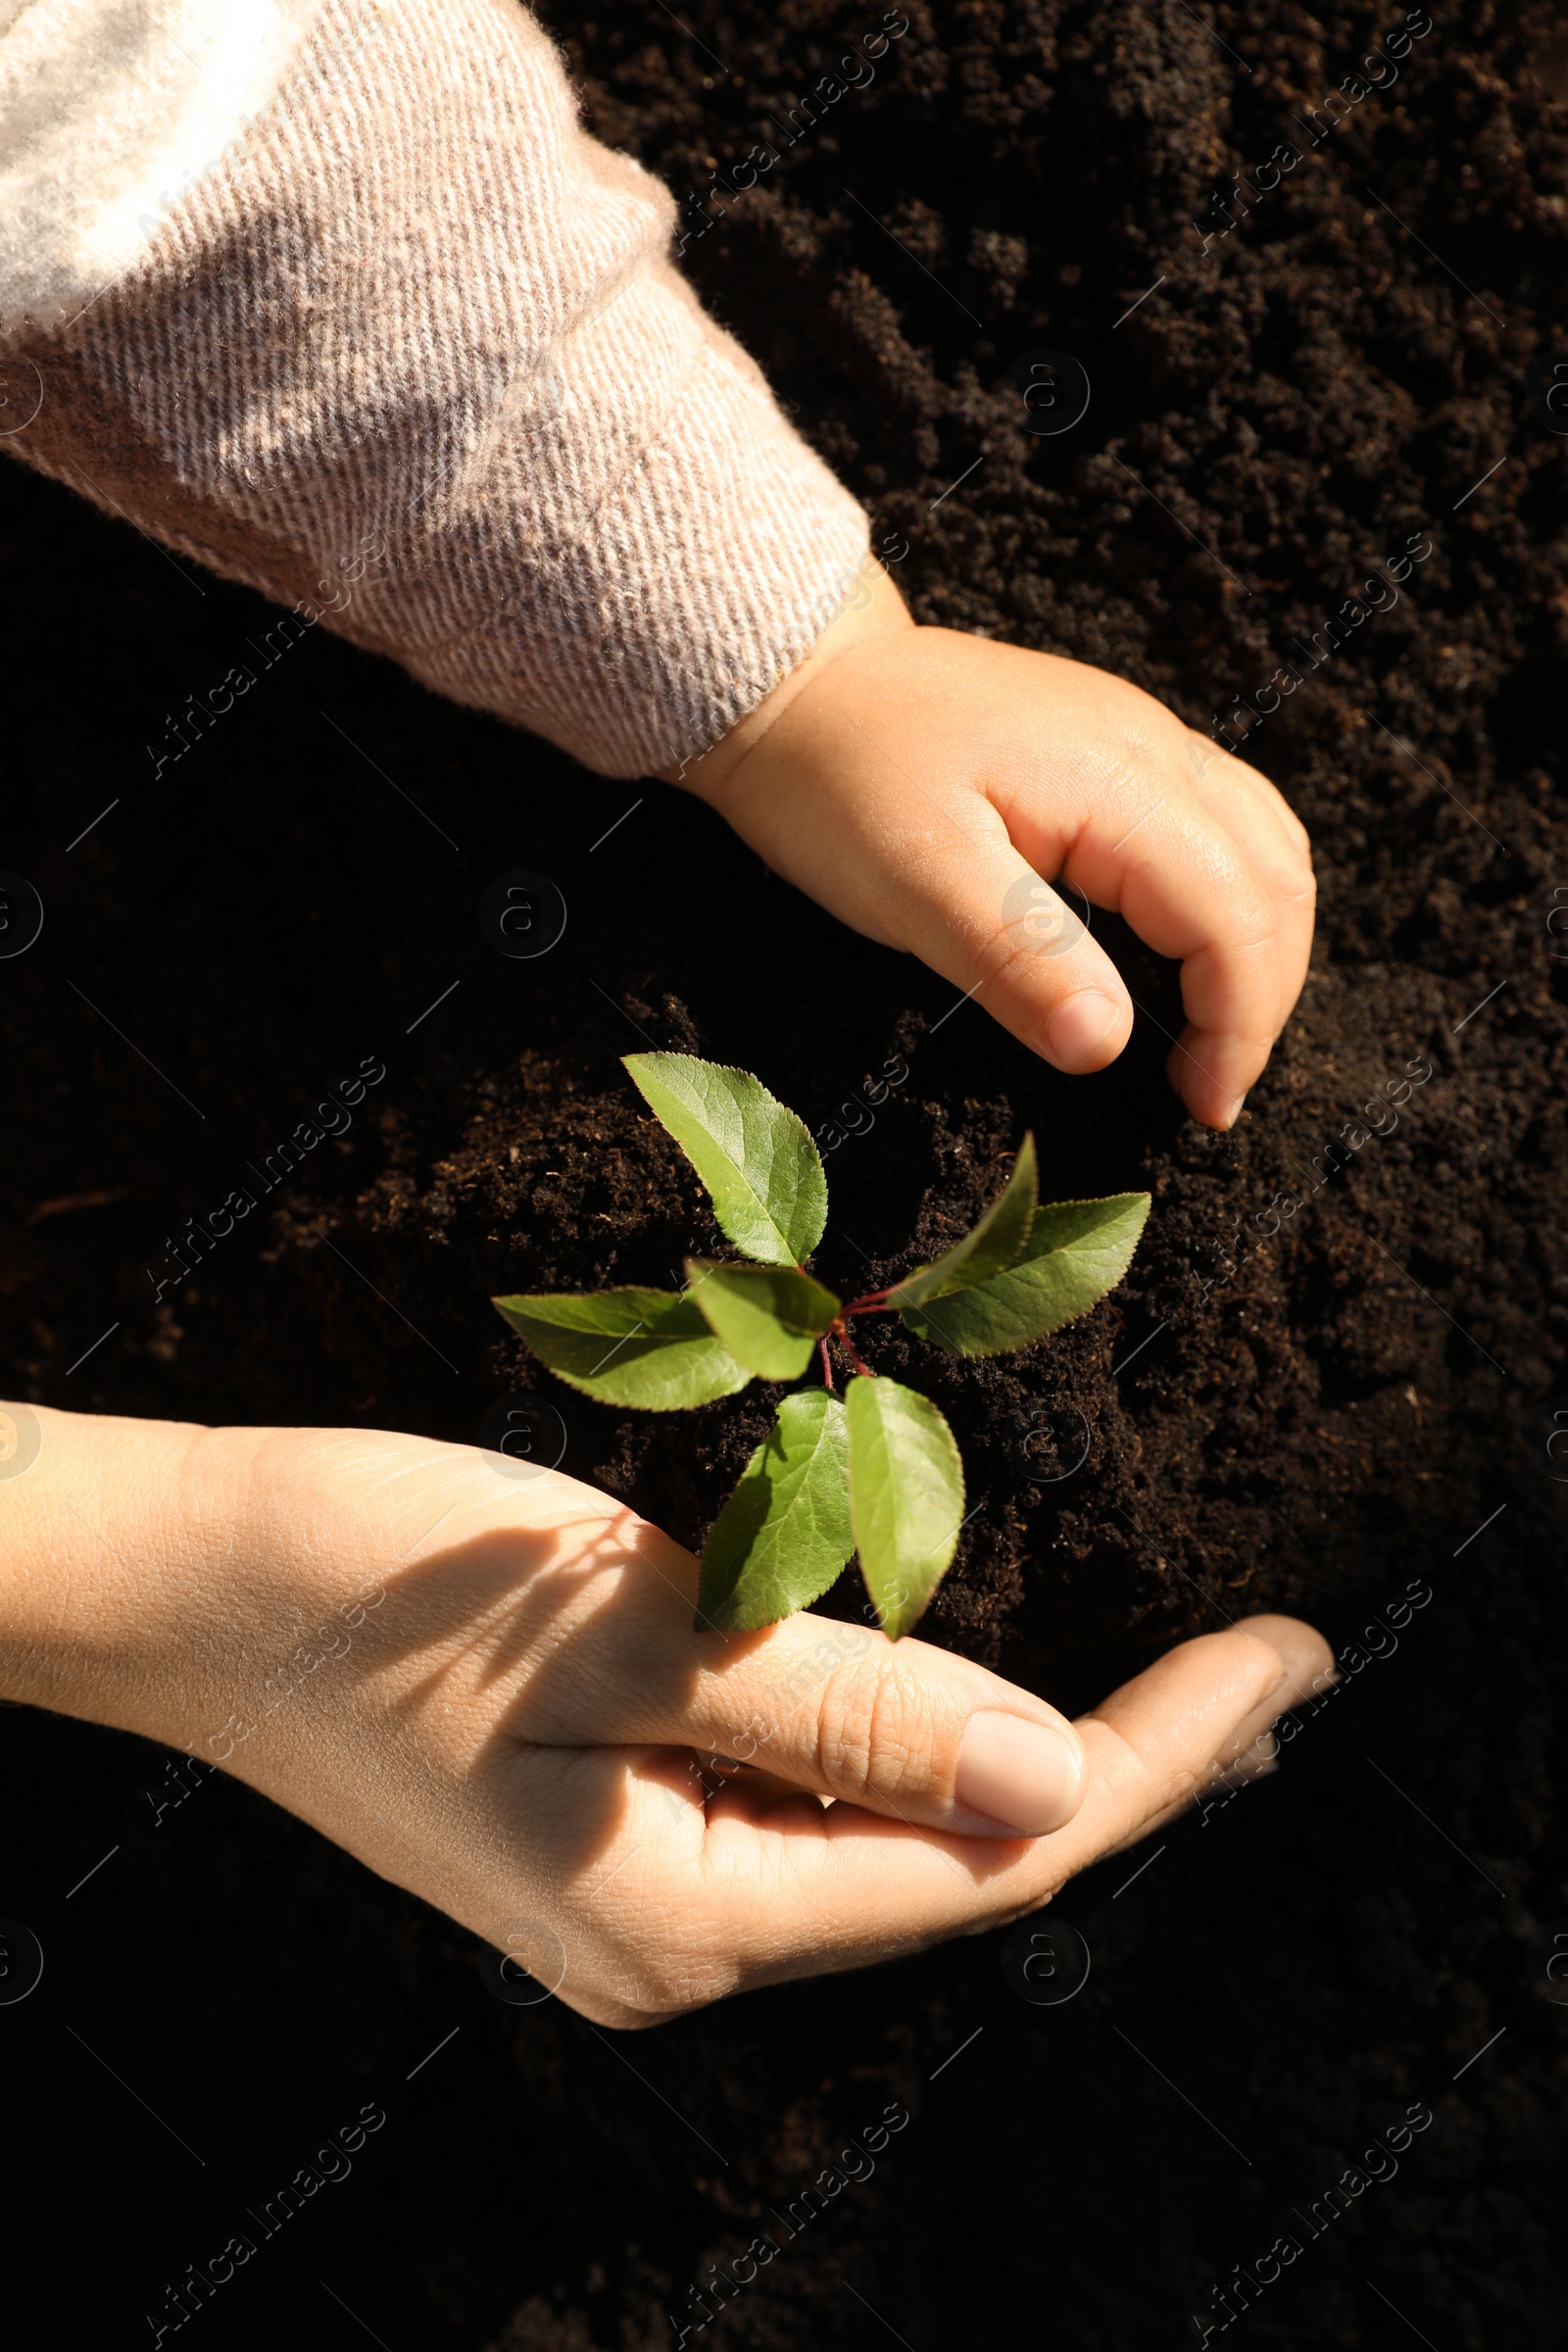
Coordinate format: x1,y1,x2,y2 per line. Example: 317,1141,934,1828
0,1404,253,1747
664,556,915,806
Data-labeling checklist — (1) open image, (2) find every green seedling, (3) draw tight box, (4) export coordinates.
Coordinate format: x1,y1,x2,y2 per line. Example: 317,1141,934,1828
494,1054,1149,1640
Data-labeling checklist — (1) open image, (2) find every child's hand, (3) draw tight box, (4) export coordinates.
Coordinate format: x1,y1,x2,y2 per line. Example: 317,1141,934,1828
7,1409,1330,2027
675,569,1314,1131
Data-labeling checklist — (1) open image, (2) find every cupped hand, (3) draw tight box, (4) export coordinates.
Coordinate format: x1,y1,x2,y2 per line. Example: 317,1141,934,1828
34,1416,1329,2028
673,567,1314,1132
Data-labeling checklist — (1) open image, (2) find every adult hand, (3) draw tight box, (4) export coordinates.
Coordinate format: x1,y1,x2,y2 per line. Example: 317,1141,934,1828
3,1410,1330,2027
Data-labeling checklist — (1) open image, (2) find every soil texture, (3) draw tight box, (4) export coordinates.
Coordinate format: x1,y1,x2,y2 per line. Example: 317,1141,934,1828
3,2,1568,2346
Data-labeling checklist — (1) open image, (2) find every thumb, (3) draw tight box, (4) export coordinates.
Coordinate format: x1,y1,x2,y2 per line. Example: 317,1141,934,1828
584,1608,1091,1838
695,630,1136,1074
806,777,1136,1076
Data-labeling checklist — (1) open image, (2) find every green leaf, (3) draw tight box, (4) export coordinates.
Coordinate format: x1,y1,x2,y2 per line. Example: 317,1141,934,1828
684,1261,841,1381
845,1376,965,1640
622,1053,827,1266
492,1287,751,1410
898,1194,1151,1358
886,1134,1039,1309
696,1391,855,1631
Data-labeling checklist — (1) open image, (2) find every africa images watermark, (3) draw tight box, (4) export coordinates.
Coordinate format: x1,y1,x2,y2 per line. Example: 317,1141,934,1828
1199,1576,1435,1829
667,2097,912,2342
143,2098,388,2343
1191,8,1437,259
143,536,387,782
1194,1044,1436,1308
187,1572,388,1773
812,1052,911,1157
673,12,912,259
1191,2100,1436,2342
1209,532,1435,758
143,1054,387,1304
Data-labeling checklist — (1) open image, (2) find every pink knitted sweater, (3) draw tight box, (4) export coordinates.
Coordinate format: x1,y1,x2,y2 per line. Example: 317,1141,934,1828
0,0,871,775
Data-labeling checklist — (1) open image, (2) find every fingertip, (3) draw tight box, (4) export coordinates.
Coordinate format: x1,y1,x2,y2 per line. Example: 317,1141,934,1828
1232,1611,1336,1708
1198,1614,1334,1779
954,1707,1087,1837
1164,1038,1248,1130
1041,988,1133,1075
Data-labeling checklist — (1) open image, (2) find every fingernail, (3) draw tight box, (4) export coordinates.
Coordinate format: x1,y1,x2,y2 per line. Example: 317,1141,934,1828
1042,991,1124,1073
956,1710,1086,1835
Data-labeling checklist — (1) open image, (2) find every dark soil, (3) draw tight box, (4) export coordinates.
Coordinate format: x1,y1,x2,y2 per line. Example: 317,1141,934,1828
4,1,1567,2344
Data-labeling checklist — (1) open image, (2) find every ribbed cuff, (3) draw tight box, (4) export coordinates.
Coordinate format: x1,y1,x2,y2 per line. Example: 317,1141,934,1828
407,259,872,776
0,0,871,779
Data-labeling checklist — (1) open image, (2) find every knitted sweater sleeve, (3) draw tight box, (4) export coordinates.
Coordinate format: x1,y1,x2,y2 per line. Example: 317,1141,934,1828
0,0,870,777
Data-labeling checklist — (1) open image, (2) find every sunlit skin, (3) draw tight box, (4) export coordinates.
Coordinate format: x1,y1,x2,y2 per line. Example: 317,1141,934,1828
1,580,1325,2032
669,564,1315,1132
2,1408,1331,2027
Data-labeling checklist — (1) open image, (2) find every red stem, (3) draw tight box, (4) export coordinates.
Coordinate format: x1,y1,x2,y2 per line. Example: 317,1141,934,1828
817,1334,835,1390
830,1317,877,1379
841,1289,891,1317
